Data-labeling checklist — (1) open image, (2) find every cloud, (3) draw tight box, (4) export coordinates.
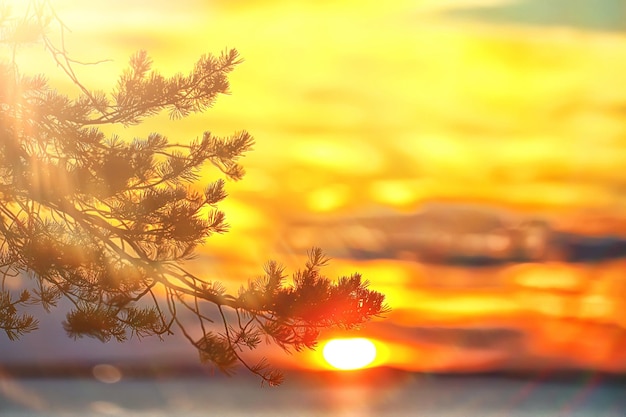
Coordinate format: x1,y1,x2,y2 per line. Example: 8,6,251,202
377,322,526,350
281,203,626,266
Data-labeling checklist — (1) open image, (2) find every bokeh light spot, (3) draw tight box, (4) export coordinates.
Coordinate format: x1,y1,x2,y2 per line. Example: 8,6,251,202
92,364,122,384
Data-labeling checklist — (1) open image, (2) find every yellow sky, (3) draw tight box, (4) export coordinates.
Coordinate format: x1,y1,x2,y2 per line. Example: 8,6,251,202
10,0,626,217
5,0,626,372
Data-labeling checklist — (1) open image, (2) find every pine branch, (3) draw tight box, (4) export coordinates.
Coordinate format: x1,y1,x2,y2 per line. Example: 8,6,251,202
0,2,389,386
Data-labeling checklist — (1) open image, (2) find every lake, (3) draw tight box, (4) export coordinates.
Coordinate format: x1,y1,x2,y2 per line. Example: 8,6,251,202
1,372,625,416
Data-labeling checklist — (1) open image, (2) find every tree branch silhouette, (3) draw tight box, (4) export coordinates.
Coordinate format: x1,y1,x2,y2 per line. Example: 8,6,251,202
0,1,389,385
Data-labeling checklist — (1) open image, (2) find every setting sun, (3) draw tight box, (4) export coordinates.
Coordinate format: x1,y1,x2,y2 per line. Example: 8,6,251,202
322,338,377,370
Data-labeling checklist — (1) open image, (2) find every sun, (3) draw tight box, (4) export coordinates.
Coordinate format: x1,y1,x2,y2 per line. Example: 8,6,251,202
322,338,377,370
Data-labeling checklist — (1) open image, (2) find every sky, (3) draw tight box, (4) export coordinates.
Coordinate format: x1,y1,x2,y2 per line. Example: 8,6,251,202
3,0,626,376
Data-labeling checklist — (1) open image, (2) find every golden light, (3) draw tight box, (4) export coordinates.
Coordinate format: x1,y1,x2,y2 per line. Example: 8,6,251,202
322,338,377,370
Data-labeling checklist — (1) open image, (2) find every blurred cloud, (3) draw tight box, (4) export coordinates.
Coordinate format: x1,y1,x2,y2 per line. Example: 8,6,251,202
280,203,626,266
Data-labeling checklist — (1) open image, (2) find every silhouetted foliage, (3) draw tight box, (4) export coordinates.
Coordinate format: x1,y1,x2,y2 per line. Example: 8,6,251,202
0,2,389,385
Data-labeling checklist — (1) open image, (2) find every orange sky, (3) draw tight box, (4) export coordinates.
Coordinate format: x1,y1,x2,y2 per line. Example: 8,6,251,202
4,0,626,374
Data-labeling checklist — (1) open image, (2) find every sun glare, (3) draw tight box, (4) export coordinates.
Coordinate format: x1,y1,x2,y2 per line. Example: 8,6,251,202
322,338,377,370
